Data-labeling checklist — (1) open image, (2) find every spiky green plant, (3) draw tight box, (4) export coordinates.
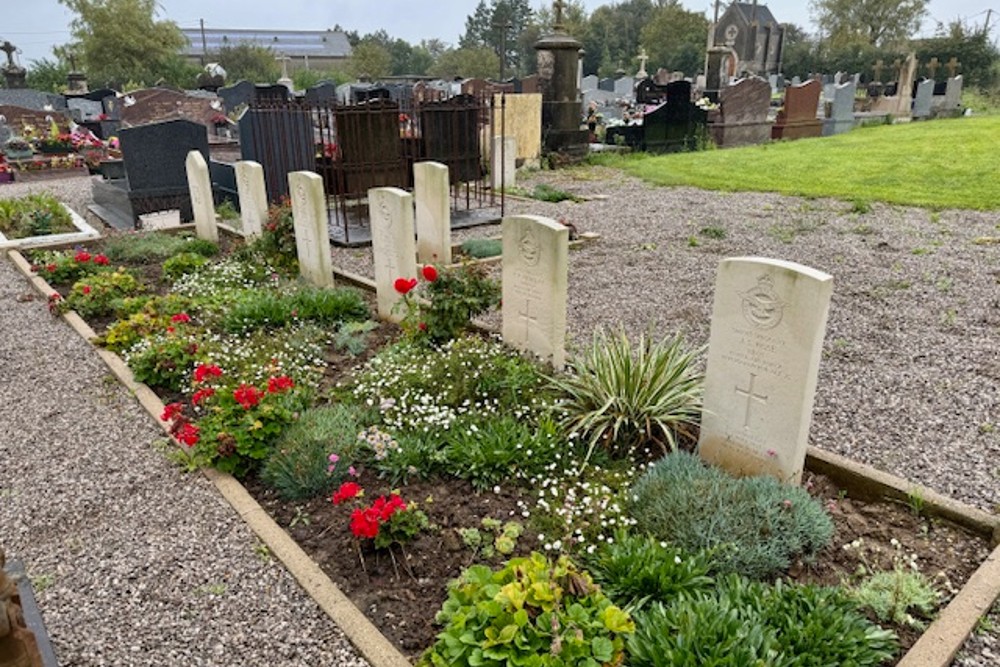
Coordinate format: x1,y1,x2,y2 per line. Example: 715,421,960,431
547,327,703,462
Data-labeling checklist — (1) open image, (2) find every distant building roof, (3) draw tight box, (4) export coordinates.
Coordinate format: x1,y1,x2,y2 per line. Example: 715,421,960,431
729,2,780,27
181,28,352,59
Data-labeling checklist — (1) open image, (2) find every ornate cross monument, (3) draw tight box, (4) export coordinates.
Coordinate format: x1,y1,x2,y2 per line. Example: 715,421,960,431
636,47,649,79
534,0,588,159
0,41,26,89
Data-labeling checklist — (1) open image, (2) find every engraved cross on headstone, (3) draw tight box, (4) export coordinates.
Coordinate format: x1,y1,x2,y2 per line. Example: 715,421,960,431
734,373,768,428
925,57,939,79
872,59,884,82
518,299,538,340
945,57,961,78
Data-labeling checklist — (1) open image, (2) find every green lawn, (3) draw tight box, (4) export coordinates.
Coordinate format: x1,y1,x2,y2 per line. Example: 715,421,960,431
594,115,1000,210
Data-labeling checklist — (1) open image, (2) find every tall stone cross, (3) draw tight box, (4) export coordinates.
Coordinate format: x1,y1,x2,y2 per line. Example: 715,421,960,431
276,54,292,80
553,0,566,30
636,47,649,78
872,59,884,82
926,57,939,79
946,56,961,77
0,42,16,69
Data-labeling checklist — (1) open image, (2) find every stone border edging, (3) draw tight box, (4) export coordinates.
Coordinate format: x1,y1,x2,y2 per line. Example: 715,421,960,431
0,203,101,251
9,245,1000,667
6,249,412,667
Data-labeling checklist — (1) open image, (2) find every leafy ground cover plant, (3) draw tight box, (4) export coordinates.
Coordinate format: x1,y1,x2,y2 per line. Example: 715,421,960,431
548,327,703,463
161,251,210,283
103,231,218,264
97,295,196,353
394,263,500,343
125,324,204,391
60,269,144,318
630,452,834,579
29,248,111,284
418,553,634,667
460,238,503,258
844,537,940,628
220,284,369,333
0,193,74,238
235,198,297,274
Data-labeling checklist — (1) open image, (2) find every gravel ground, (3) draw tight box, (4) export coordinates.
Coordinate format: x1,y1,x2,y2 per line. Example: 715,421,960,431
3,172,997,665
1,177,367,666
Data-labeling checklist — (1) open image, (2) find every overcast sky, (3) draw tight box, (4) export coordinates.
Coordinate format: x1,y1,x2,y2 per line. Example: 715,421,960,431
7,0,996,67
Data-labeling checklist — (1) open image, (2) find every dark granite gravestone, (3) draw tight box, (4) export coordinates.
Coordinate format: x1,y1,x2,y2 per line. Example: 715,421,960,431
92,118,210,227
771,79,822,140
305,82,338,105
708,76,772,148
598,77,614,92
641,80,707,153
67,97,104,122
912,79,934,119
0,89,65,111
254,84,292,103
218,80,256,112
239,105,314,202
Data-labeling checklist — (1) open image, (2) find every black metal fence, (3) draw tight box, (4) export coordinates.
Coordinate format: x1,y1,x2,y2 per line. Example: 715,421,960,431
240,90,507,245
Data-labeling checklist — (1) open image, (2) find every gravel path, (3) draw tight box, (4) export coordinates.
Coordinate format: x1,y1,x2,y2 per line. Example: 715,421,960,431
0,179,367,666
3,172,997,665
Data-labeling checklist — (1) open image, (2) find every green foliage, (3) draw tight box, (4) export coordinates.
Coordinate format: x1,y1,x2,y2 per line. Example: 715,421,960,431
220,285,369,333
126,330,202,391
460,238,503,258
215,200,239,221
585,533,717,610
63,269,144,318
104,232,218,264
348,40,392,79
333,319,379,357
427,46,500,80
418,553,634,667
238,200,298,273
915,20,1000,89
851,198,873,214
699,226,726,240
463,519,524,558
213,43,279,84
261,405,365,501
26,58,71,93
630,452,834,580
399,263,501,344
161,252,210,283
638,3,709,77
58,0,188,87
812,0,928,49
29,249,109,284
375,504,430,550
628,576,898,667
0,194,74,239
98,294,194,352
459,0,534,75
529,183,581,203
547,327,703,462
850,566,939,628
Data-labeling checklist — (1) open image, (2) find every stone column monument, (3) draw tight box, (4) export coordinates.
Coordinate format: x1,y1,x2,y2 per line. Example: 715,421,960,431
534,0,589,159
0,42,27,89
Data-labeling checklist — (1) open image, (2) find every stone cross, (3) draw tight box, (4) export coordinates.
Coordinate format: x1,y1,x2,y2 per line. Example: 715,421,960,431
276,54,291,80
891,58,902,82
926,57,940,79
946,56,961,77
636,47,649,79
735,373,769,428
872,58,884,82
0,42,16,69
553,0,566,30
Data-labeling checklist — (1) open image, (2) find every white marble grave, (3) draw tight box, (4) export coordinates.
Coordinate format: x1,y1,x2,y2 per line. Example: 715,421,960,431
698,257,833,485
491,136,517,191
413,161,451,266
369,187,417,321
501,215,568,369
288,171,334,288
235,160,268,239
185,150,218,243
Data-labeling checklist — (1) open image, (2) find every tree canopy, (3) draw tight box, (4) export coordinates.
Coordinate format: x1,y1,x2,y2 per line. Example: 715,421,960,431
810,0,928,48
213,43,279,84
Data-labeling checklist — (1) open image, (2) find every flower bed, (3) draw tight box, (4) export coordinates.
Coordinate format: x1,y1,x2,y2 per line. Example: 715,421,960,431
11,213,999,667
0,193,100,249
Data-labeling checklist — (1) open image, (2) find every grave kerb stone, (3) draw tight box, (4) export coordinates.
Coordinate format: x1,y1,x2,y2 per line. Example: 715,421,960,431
698,256,834,485
185,150,218,242
413,161,452,266
369,187,418,322
288,171,334,288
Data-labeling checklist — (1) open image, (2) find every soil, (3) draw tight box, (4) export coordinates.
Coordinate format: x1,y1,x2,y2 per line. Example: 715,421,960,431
27,234,996,665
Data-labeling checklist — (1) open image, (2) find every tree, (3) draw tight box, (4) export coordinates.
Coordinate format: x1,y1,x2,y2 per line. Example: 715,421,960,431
58,0,188,87
639,3,709,76
581,0,656,76
213,43,279,84
26,59,71,93
915,20,999,88
427,47,500,80
460,0,534,76
810,0,928,49
348,40,391,79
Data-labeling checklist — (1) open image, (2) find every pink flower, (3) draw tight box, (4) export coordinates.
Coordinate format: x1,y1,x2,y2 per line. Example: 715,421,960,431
328,452,340,473
81,285,91,295
348,466,357,477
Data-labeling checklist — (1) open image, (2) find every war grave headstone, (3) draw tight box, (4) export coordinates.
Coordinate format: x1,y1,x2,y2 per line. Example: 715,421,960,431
771,79,822,140
185,150,219,242
822,81,857,136
413,161,451,266
235,160,268,239
92,118,210,229
289,171,335,288
707,76,772,148
501,215,568,370
912,79,934,119
369,187,418,321
698,257,833,485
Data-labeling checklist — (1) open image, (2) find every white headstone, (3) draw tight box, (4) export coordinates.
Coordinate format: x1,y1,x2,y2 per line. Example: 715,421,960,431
944,75,962,111
369,187,417,322
288,171,334,288
185,150,218,243
491,135,517,191
413,161,451,266
235,160,268,239
698,257,834,485
501,215,568,369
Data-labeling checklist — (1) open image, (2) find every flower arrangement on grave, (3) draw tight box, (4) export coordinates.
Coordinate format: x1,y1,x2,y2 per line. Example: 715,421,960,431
210,112,229,126
34,119,74,153
392,262,500,344
2,136,33,160
695,96,719,111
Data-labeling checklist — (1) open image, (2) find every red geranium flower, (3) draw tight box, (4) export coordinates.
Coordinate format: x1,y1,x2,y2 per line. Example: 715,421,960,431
267,375,295,393
418,322,427,331
166,326,176,334
350,507,380,539
81,285,91,295
332,481,362,505
193,363,223,383
393,277,418,294
192,387,215,405
93,254,109,266
373,494,406,522
46,264,57,273
160,402,184,422
177,422,200,446
233,383,263,410
74,251,91,263
171,312,191,324
422,265,438,282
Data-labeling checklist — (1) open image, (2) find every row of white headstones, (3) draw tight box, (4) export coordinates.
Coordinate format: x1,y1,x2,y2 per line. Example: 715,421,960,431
185,150,834,487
